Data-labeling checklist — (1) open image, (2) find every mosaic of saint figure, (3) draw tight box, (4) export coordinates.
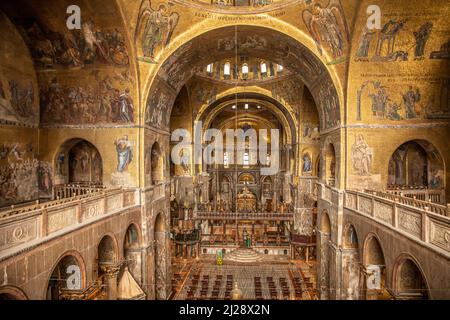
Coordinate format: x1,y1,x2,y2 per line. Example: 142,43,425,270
179,149,190,174
351,135,373,176
355,27,377,61
403,86,421,119
8,80,35,119
303,153,312,173
430,170,442,189
413,22,433,60
318,80,340,128
302,0,350,59
38,162,53,195
115,136,133,172
136,0,179,62
368,82,388,118
118,88,134,122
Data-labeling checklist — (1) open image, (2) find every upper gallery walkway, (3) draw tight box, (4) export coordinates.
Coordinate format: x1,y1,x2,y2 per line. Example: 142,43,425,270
318,183,450,259
0,185,139,261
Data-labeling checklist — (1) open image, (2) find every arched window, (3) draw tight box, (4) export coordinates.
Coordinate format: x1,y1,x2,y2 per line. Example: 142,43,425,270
325,143,336,187
223,62,231,77
223,152,229,168
260,61,267,76
206,63,213,74
243,152,249,167
242,63,249,79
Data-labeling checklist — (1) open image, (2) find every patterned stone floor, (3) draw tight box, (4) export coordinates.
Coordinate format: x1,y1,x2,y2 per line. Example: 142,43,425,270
172,257,318,300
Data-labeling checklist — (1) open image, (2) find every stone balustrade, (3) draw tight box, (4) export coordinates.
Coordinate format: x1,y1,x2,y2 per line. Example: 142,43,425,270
195,211,294,221
365,190,448,217
317,183,450,257
299,177,318,197
0,187,139,259
344,189,450,256
54,184,106,200
385,187,445,205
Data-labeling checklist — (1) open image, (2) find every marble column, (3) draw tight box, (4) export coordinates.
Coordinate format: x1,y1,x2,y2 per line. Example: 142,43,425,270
285,145,291,172
100,264,121,300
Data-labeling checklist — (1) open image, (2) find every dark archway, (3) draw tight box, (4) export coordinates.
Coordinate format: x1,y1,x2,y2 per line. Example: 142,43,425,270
393,255,429,300
54,138,103,188
46,252,85,300
0,286,28,300
68,141,102,185
363,235,387,300
387,140,445,203
318,210,331,299
342,224,360,299
124,224,141,283
97,235,118,273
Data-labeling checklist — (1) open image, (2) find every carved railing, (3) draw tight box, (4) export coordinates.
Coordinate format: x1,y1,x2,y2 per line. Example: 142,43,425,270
195,211,294,221
59,280,106,300
317,183,342,207
365,190,448,217
0,187,139,257
344,189,450,256
385,187,445,205
54,184,106,200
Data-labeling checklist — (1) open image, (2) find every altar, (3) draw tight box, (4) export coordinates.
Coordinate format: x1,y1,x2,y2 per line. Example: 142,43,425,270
236,187,257,213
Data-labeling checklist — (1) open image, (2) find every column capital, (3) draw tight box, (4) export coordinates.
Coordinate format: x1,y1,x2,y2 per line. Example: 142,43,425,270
100,263,121,278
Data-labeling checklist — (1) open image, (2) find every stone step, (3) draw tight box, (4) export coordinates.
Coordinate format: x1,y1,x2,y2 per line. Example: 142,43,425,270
224,248,264,263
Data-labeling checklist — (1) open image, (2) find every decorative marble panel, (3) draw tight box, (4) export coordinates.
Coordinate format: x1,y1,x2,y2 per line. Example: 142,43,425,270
47,206,77,234
0,217,39,250
373,201,393,225
345,193,357,210
358,196,372,215
429,219,450,252
398,209,422,238
106,193,123,212
124,190,136,207
82,199,105,221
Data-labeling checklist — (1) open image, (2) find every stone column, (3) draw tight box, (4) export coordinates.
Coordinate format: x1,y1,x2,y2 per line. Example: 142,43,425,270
200,172,210,204
283,172,292,204
223,222,227,244
100,264,121,300
285,145,292,172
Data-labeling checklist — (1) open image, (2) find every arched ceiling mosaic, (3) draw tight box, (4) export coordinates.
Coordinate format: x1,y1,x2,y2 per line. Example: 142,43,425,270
144,25,340,131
